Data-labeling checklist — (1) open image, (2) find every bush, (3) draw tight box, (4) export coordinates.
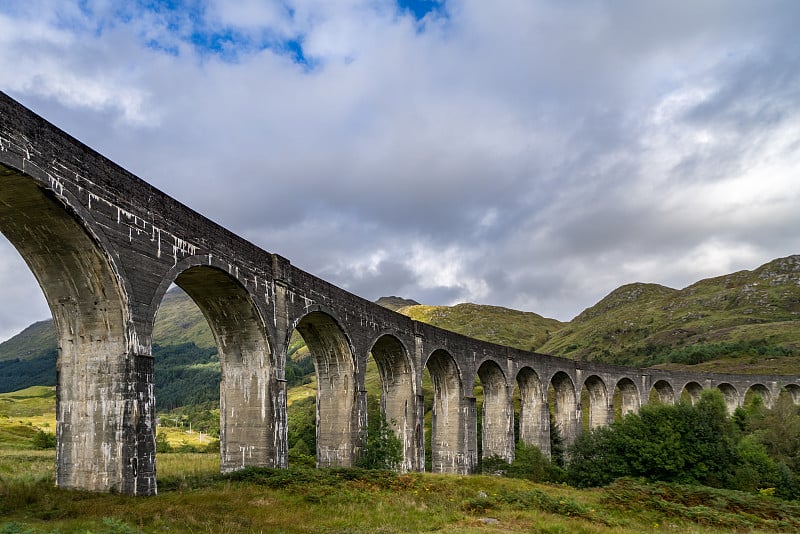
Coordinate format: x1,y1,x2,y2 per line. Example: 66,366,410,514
357,414,402,471
31,430,56,450
507,443,565,482
155,431,173,453
567,390,739,488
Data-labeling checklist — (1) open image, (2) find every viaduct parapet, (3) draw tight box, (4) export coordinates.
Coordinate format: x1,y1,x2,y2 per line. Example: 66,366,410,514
1,92,797,495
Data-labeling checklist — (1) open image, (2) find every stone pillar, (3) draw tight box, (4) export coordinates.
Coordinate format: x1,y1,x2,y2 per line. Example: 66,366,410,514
57,345,157,495
461,396,478,474
219,358,281,472
481,386,514,463
518,369,550,457
413,394,426,471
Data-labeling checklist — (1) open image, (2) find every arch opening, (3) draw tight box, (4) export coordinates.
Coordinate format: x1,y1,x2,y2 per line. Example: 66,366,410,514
293,311,359,468
784,384,800,405
613,377,640,419
0,169,151,494
170,266,278,472
581,375,609,430
549,372,578,451
681,382,704,405
716,383,739,414
369,334,419,471
649,380,675,405
425,349,473,473
516,367,549,457
477,360,513,464
744,383,774,409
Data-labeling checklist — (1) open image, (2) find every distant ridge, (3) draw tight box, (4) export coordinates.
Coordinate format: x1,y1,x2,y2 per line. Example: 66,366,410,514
397,302,564,352
0,320,56,363
375,296,421,311
539,254,800,372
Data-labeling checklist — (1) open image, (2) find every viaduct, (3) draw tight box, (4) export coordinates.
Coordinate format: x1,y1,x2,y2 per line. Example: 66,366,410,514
1,92,798,496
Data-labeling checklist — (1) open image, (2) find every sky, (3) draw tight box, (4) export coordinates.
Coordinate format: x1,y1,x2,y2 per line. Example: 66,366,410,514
0,0,799,342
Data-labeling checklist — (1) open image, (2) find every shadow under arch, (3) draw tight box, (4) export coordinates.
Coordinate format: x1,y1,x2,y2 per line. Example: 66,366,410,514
0,169,153,495
425,349,474,473
681,381,704,405
614,377,640,418
293,310,360,468
785,384,800,405
745,383,774,409
581,375,610,429
164,265,281,472
477,360,513,463
550,371,579,449
650,379,676,405
716,383,739,414
370,333,420,471
516,366,549,457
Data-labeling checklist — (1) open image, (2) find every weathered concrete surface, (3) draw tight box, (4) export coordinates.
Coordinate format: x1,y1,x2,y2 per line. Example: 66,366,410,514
1,91,799,495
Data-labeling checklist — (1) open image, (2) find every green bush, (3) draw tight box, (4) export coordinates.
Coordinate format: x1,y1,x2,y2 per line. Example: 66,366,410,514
31,430,56,450
155,431,173,453
357,413,402,471
567,390,738,487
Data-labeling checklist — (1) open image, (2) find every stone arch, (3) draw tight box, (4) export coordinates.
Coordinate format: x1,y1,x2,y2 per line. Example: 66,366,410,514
681,381,704,405
614,377,640,418
292,310,360,467
369,334,419,471
515,367,549,456
425,349,474,473
477,359,513,463
716,383,739,414
784,384,800,405
0,170,151,494
745,383,774,409
550,371,579,448
649,380,675,405
162,265,279,472
581,375,610,429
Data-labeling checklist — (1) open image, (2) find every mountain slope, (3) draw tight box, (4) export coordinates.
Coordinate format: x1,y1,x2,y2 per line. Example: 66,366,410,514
539,255,800,369
0,320,56,363
399,303,563,351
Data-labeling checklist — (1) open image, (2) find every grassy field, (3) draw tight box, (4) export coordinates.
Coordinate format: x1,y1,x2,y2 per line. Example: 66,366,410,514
6,447,800,533
4,387,800,533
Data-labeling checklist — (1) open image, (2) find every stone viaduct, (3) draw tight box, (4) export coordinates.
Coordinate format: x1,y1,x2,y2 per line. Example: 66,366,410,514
1,92,798,496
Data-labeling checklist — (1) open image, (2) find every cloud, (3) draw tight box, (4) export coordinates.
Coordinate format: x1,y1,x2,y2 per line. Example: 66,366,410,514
0,0,799,342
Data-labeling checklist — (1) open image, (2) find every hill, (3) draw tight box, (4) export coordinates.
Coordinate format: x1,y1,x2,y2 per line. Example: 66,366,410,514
375,295,420,311
0,320,56,363
539,255,800,371
398,303,563,352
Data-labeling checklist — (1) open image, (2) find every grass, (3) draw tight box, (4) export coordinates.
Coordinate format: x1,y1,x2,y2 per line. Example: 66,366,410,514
3,448,800,533
3,398,800,533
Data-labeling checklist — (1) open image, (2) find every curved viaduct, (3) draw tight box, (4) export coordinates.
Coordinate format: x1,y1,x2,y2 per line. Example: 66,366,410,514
1,92,798,496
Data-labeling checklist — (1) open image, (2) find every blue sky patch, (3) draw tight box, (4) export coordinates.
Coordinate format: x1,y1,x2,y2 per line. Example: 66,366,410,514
397,0,442,20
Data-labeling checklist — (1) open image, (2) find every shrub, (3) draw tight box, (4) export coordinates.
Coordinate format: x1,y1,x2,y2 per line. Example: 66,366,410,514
357,414,403,471
155,431,173,453
507,443,565,483
31,430,56,450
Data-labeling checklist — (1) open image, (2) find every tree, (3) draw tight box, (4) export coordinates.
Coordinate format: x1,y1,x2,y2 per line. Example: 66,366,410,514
357,413,403,471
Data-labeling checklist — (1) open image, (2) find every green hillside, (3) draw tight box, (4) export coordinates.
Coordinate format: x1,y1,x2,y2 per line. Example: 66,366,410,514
540,255,800,371
399,303,564,351
375,295,420,311
0,320,56,362
152,287,215,349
